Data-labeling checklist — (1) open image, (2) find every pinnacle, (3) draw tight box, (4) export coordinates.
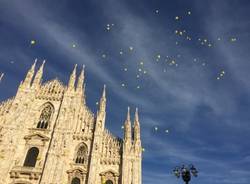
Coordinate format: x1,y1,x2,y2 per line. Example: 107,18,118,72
102,84,106,98
127,106,131,122
134,107,139,124
30,59,37,71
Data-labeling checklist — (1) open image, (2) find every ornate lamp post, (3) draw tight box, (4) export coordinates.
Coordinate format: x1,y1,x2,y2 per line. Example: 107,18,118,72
173,165,198,184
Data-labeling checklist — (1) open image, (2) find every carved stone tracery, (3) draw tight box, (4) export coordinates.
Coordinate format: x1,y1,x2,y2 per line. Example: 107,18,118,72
100,170,119,184
67,168,86,184
0,64,142,184
37,104,54,129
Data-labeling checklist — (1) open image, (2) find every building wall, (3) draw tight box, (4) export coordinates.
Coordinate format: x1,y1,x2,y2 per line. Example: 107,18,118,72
0,62,142,184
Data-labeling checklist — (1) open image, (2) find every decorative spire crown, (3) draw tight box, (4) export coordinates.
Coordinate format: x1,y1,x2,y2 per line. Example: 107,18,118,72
127,106,131,122
102,84,106,99
77,65,85,92
124,106,132,141
134,107,139,123
23,59,37,87
99,84,106,112
68,64,77,90
134,108,141,141
32,60,45,87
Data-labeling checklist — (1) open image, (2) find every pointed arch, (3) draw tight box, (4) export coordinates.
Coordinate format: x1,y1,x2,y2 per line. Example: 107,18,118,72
23,147,39,167
71,177,81,184
100,170,118,184
37,102,54,129
74,143,88,164
105,180,113,184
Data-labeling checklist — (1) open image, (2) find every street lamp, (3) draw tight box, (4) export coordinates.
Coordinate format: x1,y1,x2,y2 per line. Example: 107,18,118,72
173,164,198,184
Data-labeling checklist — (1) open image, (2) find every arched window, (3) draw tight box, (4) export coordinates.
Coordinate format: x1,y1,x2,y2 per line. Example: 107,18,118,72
71,177,80,184
75,143,88,164
23,147,39,167
105,180,113,184
37,104,53,129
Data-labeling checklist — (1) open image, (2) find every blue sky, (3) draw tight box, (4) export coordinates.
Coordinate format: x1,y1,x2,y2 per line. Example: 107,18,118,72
1,0,250,183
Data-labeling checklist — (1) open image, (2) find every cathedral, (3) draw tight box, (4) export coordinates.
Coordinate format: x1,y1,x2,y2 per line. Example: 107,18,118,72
0,60,142,184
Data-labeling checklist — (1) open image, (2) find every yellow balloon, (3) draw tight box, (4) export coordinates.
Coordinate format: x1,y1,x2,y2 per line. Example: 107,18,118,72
30,40,36,45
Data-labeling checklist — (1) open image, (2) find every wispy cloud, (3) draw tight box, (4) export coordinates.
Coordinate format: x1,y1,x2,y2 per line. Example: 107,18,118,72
0,1,154,108
1,1,250,184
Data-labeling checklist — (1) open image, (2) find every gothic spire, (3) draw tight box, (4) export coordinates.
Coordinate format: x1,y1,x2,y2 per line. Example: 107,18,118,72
124,107,132,141
127,106,131,122
68,64,77,91
76,65,85,93
32,60,45,88
23,59,37,87
135,107,139,123
99,84,106,112
134,108,140,141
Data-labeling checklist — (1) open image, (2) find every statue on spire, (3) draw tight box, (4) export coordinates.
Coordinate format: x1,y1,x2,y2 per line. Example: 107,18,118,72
67,64,77,91
134,108,140,141
124,107,132,142
99,84,106,113
22,59,37,88
76,65,85,93
32,60,45,88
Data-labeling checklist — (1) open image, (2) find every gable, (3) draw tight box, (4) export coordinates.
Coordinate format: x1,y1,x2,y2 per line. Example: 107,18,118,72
24,133,50,141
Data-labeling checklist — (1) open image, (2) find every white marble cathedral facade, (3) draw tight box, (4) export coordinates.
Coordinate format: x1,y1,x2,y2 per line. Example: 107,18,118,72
0,60,142,184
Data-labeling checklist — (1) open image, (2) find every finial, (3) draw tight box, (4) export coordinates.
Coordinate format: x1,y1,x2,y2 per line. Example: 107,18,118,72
68,64,78,90
134,107,141,142
82,64,85,77
102,84,106,98
23,59,37,87
40,60,46,71
71,64,77,74
30,59,37,70
32,58,37,67
77,64,85,89
98,84,107,113
127,106,131,121
40,60,46,69
135,107,139,122
32,60,45,87
72,64,77,75
124,106,132,141
72,64,77,74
